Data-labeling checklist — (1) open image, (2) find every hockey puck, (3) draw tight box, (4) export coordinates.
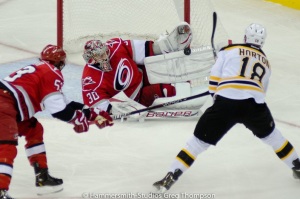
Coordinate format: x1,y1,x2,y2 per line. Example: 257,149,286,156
184,47,191,55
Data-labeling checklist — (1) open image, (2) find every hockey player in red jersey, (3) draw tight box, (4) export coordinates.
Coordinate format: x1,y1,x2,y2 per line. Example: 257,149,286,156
152,23,300,192
81,22,193,113
0,45,113,199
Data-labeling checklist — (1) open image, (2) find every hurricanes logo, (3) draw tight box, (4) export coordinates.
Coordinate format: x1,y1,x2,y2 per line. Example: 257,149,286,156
114,58,133,91
82,76,96,91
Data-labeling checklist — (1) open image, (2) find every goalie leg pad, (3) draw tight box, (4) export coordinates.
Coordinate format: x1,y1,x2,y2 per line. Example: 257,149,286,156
145,46,214,84
139,84,176,107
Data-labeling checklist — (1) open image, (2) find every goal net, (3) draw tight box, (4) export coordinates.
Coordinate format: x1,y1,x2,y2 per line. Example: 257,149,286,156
57,0,229,54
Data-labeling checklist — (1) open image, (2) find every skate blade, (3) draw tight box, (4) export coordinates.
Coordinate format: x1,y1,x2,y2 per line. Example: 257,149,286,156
293,172,300,180
158,187,167,193
36,185,63,195
153,184,167,193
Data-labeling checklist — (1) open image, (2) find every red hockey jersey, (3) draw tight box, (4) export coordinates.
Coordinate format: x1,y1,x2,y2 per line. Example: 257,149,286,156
81,38,148,108
0,61,66,121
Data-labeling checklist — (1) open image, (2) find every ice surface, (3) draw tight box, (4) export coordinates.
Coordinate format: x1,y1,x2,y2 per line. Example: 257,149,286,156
0,0,300,198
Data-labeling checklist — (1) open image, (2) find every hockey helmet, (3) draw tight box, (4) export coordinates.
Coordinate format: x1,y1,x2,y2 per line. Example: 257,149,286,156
41,44,66,70
244,23,267,48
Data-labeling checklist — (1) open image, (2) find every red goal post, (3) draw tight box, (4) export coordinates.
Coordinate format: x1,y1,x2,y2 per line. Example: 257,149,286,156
57,0,228,53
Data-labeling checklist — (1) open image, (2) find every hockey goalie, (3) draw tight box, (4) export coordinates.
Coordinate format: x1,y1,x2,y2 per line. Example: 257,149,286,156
81,22,215,120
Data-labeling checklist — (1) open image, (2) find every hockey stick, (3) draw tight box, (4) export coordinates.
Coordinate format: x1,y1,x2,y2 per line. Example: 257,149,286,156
111,91,210,119
211,12,217,59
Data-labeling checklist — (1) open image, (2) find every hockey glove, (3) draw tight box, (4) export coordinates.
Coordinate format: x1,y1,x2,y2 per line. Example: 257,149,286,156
153,22,192,54
69,110,89,133
87,108,114,129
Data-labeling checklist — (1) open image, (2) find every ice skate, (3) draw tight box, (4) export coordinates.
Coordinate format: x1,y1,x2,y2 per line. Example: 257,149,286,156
0,190,13,199
153,169,182,192
34,163,63,195
292,159,300,179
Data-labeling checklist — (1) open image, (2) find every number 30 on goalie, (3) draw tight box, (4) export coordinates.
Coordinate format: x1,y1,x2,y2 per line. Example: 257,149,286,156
86,91,100,104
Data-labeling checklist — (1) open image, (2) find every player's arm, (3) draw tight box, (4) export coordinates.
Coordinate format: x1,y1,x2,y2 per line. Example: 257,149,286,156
43,94,113,132
208,50,225,98
67,100,113,128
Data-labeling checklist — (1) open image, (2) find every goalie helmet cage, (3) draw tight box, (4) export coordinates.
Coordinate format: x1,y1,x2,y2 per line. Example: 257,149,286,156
57,0,228,53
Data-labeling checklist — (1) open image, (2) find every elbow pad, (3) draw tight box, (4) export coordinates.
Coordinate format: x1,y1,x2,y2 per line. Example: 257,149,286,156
52,102,79,122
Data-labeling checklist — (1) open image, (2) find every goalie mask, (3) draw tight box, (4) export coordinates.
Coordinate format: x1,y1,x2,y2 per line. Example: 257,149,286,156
244,23,267,48
83,40,111,72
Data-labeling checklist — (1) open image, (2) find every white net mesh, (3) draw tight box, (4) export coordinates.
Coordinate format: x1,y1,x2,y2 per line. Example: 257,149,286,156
61,0,229,53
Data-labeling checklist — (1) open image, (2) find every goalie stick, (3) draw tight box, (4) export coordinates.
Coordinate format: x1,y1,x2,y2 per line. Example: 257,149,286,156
110,90,210,119
211,12,217,59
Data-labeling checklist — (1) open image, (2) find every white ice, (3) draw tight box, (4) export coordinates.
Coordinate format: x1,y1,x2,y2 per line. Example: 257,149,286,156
0,0,300,198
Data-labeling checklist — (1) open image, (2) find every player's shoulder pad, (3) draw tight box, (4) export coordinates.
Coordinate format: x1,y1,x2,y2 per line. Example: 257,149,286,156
219,43,243,51
35,61,64,79
220,43,266,56
244,43,266,56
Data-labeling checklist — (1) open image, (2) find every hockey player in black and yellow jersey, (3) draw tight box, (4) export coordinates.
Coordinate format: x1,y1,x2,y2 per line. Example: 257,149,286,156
153,23,300,192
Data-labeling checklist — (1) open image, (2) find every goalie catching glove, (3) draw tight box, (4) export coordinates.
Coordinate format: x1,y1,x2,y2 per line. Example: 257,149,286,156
153,22,193,54
83,107,114,129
